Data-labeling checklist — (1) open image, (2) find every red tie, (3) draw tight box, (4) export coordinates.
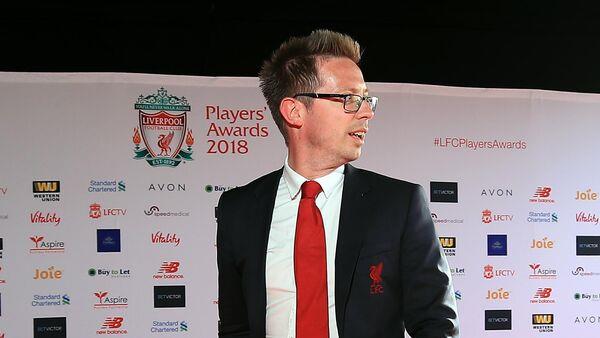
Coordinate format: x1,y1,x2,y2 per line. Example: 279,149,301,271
294,180,329,338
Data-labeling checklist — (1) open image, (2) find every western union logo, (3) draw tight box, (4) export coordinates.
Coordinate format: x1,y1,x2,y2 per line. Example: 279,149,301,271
439,237,456,248
532,314,554,324
33,181,60,193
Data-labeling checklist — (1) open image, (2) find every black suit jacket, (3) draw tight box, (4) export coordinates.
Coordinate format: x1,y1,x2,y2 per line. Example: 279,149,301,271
217,164,459,338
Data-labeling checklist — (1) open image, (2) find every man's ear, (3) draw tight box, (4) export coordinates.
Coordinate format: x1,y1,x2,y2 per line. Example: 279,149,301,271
279,97,304,129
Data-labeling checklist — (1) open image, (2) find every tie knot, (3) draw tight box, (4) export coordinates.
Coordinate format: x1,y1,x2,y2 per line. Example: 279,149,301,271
301,180,322,199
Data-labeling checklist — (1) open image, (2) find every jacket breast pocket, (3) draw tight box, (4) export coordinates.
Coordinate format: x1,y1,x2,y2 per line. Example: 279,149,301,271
358,242,392,259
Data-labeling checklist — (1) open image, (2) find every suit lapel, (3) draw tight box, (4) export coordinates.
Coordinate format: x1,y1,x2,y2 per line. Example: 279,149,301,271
251,168,283,337
335,164,371,335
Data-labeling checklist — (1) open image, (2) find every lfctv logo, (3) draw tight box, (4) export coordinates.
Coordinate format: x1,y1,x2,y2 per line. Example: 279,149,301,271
481,210,513,223
89,203,127,219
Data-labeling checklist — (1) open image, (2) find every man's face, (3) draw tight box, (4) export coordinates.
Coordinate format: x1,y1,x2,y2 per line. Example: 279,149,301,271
299,57,374,167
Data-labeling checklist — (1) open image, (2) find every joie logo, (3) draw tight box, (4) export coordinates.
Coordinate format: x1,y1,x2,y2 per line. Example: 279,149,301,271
485,310,512,330
97,317,128,335
532,313,554,333
154,285,186,308
430,182,458,203
89,203,127,219
438,237,456,256
33,266,62,280
93,291,128,309
33,316,67,338
153,261,184,280
529,263,558,279
576,189,598,201
487,234,507,256
29,236,65,253
530,186,555,203
530,237,555,249
33,181,60,202
576,236,600,256
486,287,510,300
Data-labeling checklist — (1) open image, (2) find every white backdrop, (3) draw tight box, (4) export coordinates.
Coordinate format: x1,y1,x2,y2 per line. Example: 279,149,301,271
1,72,600,337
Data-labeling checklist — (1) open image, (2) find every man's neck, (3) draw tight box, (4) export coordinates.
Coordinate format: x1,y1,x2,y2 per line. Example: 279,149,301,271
287,151,345,180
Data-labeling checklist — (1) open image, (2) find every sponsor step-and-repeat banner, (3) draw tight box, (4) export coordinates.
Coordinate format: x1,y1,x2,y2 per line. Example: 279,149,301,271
0,73,599,338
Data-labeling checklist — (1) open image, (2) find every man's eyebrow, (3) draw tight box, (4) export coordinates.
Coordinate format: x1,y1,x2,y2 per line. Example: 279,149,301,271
337,87,369,95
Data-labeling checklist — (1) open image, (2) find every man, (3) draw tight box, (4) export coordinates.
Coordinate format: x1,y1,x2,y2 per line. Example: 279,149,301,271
217,29,459,338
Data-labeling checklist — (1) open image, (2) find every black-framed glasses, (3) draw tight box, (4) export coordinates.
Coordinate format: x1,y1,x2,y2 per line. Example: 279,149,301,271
293,93,378,113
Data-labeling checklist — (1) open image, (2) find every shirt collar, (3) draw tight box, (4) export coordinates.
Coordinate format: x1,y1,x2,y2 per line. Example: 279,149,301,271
283,156,345,200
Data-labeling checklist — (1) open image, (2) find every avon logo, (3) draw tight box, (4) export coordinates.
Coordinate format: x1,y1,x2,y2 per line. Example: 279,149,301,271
30,211,61,226
576,212,599,225
369,262,384,294
0,187,6,196
151,232,181,246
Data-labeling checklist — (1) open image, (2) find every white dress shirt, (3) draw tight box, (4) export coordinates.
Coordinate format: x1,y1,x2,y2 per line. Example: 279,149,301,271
265,159,345,338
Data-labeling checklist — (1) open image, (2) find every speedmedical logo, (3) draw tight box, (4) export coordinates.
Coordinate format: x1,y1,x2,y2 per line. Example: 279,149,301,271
144,205,190,217
33,181,60,202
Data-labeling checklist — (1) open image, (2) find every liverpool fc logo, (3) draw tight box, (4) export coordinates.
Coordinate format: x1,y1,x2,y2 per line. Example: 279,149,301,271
133,88,194,167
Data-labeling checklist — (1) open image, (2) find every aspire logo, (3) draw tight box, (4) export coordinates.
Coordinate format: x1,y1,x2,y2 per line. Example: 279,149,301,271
93,291,128,309
29,236,65,253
